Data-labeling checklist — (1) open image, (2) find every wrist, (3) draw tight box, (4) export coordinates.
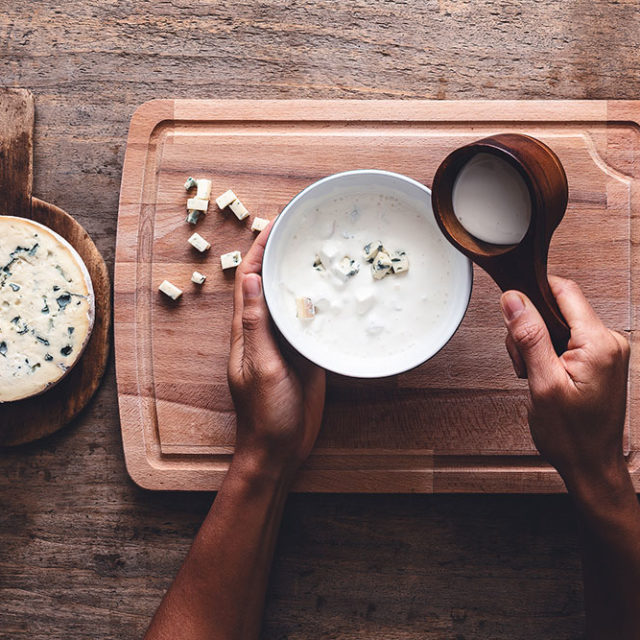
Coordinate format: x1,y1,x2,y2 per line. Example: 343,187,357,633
562,457,634,516
230,447,299,490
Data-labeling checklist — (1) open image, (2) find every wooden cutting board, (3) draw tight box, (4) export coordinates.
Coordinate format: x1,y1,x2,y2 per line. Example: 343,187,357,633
115,99,640,492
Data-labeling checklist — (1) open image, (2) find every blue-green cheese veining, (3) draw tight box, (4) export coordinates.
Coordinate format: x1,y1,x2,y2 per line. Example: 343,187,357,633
0,217,95,402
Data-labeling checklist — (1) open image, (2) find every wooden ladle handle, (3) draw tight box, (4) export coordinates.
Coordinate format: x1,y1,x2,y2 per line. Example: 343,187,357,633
528,282,571,356
489,253,570,355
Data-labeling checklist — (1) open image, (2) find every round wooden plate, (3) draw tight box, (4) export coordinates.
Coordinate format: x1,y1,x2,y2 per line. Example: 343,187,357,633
0,199,111,446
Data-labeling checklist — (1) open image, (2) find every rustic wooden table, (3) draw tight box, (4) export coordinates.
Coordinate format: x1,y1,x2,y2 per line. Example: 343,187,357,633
1,2,638,638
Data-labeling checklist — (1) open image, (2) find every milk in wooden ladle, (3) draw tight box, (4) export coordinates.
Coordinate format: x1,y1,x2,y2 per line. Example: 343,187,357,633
452,152,532,245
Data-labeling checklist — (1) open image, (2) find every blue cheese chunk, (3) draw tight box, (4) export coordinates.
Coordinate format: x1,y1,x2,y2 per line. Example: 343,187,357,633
390,250,409,274
296,297,315,319
372,251,393,280
186,210,203,225
363,241,384,263
186,198,209,213
0,217,95,403
229,198,250,221
215,189,237,210
159,280,183,300
191,271,206,285
251,217,269,232
188,232,211,253
220,250,242,270
185,197,208,225
195,179,212,201
312,255,326,272
335,256,360,280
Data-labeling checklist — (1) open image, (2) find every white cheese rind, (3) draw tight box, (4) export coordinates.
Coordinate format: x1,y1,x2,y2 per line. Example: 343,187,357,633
188,233,211,253
0,216,95,403
251,217,269,232
220,251,242,270
215,189,237,209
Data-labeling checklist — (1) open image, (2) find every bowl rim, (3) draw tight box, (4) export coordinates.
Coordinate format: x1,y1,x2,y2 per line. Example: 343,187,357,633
262,169,474,378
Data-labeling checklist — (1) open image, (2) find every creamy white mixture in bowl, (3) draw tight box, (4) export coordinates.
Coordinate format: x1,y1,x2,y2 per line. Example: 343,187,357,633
262,170,473,378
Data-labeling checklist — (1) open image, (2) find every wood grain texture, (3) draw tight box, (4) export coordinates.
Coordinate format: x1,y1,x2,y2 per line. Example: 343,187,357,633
2,0,640,637
116,98,640,493
0,89,33,218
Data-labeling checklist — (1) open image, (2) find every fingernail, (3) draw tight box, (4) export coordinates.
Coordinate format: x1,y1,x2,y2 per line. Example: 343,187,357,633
501,291,525,321
243,274,262,299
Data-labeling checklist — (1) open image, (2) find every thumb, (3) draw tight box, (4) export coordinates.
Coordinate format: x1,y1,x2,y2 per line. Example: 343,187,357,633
500,290,564,393
241,273,286,376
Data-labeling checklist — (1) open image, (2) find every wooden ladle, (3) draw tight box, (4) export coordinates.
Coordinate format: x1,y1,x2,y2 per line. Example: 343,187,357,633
431,133,570,354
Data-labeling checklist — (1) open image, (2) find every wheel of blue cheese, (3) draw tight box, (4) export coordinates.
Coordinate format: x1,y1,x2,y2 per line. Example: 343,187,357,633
0,216,95,403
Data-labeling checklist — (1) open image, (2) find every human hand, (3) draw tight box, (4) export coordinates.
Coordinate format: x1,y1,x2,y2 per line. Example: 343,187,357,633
228,224,326,482
500,276,630,491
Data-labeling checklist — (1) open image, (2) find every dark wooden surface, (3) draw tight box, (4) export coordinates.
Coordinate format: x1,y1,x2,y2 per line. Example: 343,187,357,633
0,89,32,219
1,1,639,637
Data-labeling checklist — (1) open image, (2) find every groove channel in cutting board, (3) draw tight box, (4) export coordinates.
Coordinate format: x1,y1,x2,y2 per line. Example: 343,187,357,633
115,100,640,492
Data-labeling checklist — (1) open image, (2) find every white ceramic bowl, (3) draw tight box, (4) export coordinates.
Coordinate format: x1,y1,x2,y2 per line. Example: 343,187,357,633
262,170,473,378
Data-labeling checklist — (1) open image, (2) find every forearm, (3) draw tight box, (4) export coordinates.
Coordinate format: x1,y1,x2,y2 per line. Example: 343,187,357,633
564,463,640,638
145,454,292,640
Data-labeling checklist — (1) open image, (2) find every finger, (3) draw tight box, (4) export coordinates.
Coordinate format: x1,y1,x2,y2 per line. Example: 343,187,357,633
500,290,565,394
505,333,527,379
236,222,274,278
241,273,288,379
231,221,274,351
274,327,327,433
285,347,326,450
547,276,606,340
609,329,631,364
